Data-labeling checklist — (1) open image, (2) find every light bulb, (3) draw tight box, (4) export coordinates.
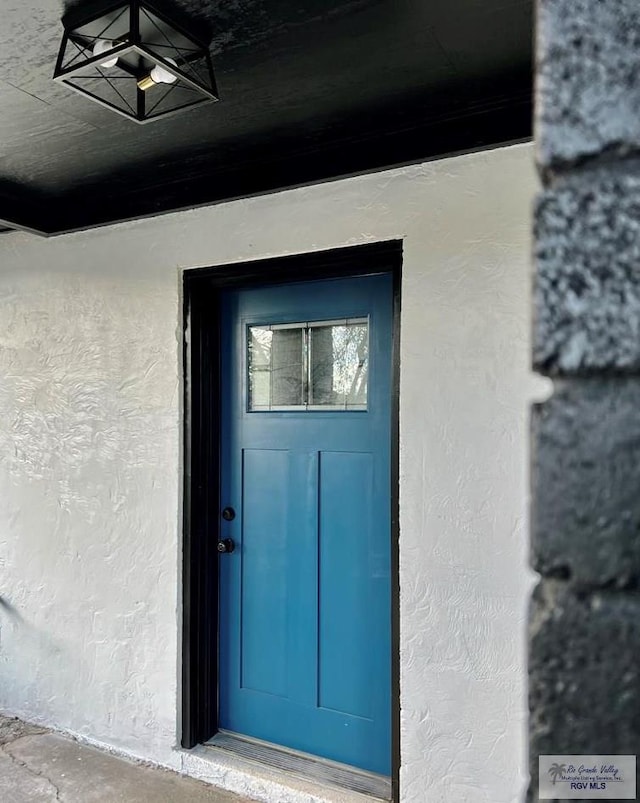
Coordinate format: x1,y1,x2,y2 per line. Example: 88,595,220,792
137,58,178,91
92,39,118,69
151,59,178,85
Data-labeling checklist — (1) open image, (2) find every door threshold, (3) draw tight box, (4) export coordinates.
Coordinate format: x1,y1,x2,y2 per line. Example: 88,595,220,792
205,731,392,801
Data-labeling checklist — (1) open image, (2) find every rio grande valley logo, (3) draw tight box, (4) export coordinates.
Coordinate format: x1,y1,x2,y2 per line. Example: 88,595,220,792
539,756,636,799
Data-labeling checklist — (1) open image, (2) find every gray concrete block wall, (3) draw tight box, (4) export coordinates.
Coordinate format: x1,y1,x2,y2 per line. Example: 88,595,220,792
534,165,640,373
532,379,640,586
530,1,640,800
530,582,640,752
536,0,640,172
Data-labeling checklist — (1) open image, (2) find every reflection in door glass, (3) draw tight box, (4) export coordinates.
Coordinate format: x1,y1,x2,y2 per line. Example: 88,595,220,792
248,319,368,411
309,321,368,409
248,326,305,410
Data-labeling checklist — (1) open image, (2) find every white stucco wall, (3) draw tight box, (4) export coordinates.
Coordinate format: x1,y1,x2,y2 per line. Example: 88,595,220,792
0,143,547,803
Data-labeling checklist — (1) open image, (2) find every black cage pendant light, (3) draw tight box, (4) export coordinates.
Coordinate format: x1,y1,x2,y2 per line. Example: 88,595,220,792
54,0,218,123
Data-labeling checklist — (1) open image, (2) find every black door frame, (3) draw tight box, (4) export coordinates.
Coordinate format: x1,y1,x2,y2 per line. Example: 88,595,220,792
182,240,402,799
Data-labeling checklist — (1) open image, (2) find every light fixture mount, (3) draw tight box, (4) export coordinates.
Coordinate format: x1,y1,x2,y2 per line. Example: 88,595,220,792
54,0,218,123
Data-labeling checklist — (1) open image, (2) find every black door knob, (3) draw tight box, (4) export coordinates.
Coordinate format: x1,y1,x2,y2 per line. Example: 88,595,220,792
217,538,235,554
222,507,235,521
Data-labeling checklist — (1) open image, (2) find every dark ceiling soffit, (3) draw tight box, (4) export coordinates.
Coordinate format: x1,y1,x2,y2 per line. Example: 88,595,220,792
2,98,532,237
0,183,58,237
0,210,49,237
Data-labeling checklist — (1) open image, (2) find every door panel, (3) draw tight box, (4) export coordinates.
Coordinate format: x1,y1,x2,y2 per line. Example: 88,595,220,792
218,273,392,775
318,450,374,720
241,448,289,697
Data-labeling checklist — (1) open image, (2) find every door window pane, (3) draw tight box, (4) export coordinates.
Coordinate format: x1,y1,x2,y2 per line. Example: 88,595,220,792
309,321,368,409
248,326,304,410
248,319,368,411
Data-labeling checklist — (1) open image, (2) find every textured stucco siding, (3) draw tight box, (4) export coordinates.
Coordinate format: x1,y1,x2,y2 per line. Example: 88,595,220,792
0,143,544,803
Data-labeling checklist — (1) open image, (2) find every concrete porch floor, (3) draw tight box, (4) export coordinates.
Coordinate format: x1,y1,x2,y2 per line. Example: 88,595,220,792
0,715,252,802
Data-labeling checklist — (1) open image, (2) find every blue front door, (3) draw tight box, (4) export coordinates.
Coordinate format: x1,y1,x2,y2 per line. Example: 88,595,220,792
218,273,392,776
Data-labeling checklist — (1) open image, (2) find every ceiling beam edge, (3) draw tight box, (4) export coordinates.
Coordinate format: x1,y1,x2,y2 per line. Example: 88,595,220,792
49,96,533,235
